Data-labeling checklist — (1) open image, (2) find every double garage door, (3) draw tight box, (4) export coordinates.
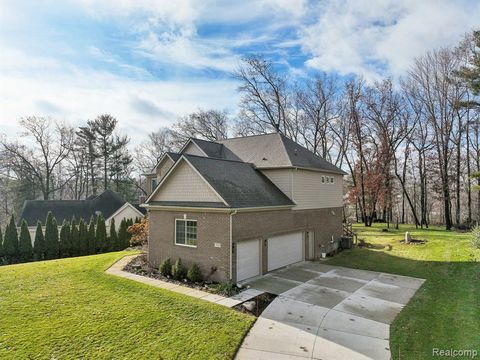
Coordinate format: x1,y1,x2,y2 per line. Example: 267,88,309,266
236,232,304,282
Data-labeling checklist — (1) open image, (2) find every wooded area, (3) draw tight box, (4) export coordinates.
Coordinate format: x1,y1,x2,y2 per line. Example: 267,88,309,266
1,31,479,230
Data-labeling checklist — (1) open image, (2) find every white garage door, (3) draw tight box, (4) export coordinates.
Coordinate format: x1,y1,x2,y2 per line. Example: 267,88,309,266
236,239,261,282
268,232,304,271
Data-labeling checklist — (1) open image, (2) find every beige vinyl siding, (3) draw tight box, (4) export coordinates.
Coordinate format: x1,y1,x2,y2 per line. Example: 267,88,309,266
293,169,343,209
152,160,223,203
109,204,142,229
182,142,205,156
261,169,293,199
156,157,174,179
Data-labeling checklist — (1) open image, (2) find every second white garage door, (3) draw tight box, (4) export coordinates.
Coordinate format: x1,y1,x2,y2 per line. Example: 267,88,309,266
236,239,261,282
267,232,304,271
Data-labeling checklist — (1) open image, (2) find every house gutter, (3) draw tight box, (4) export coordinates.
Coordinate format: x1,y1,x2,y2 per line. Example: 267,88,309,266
229,210,237,281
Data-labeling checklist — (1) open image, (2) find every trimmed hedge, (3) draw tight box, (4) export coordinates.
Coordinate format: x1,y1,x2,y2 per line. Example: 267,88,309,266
0,212,137,266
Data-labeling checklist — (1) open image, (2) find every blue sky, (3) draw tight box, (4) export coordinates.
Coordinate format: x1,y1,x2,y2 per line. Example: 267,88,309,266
1,0,479,144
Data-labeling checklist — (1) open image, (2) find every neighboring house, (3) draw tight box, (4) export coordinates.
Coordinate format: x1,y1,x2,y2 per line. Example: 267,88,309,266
18,190,144,238
142,133,346,283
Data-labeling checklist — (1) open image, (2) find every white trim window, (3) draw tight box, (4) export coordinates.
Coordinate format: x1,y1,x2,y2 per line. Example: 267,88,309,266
175,219,197,247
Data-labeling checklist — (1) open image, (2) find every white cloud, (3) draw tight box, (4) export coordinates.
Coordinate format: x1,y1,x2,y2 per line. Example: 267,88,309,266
0,48,238,146
300,0,480,80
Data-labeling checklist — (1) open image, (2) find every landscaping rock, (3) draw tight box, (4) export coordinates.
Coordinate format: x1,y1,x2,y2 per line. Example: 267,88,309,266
242,301,256,312
405,232,412,244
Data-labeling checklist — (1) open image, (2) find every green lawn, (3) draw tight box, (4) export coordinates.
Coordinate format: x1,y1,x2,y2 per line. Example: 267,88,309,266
327,223,480,360
0,252,254,360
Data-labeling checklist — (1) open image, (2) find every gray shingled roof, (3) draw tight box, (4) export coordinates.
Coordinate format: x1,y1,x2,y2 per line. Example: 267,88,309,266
166,152,181,161
217,133,346,174
18,190,127,226
191,138,240,161
184,155,295,208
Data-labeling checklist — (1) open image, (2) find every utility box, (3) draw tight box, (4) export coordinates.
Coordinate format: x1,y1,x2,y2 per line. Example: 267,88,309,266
341,236,353,250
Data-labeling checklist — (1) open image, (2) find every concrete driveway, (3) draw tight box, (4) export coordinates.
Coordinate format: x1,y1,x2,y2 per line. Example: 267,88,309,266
235,262,425,360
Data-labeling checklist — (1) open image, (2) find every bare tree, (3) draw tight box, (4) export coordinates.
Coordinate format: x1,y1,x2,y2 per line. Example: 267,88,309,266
296,73,341,160
234,56,291,135
170,109,229,148
405,48,467,230
134,128,173,174
0,116,74,200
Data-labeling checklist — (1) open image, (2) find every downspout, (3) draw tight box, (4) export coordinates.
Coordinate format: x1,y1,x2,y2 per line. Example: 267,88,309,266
229,210,237,281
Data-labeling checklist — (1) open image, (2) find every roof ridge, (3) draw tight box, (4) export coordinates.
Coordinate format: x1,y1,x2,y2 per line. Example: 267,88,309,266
278,133,294,167
182,153,252,165
218,132,279,142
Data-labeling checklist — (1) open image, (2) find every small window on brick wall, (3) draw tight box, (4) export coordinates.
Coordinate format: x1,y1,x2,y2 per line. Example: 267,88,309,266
175,219,197,247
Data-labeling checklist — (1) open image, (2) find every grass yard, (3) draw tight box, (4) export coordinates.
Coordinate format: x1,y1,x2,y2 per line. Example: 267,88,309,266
327,223,480,360
0,251,254,360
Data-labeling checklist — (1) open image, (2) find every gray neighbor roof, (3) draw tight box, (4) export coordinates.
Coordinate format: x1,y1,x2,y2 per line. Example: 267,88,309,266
18,190,127,226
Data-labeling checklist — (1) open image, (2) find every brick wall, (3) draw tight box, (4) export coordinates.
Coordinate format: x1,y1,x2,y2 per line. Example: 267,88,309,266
148,209,231,282
148,206,343,283
232,207,343,278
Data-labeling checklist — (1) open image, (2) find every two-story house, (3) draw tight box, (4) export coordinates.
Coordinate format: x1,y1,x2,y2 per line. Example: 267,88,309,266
142,133,346,283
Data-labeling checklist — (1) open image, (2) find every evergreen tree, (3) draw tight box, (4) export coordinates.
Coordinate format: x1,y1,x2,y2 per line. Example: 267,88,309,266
59,220,71,258
0,226,4,262
87,216,96,255
118,219,129,249
78,219,88,255
44,212,59,260
88,114,130,191
33,221,45,261
109,218,119,251
70,217,79,257
126,218,133,242
95,215,107,253
18,220,33,262
3,214,19,263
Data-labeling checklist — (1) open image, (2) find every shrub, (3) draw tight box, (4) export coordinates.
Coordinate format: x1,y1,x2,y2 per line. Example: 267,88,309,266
59,220,71,258
44,212,59,260
0,226,3,260
70,218,80,256
87,217,96,255
118,219,129,249
127,218,148,247
159,258,172,277
78,219,88,255
171,258,187,280
109,218,119,251
3,214,19,263
471,225,480,249
33,221,45,261
209,282,239,297
18,220,33,263
96,214,107,253
187,263,202,283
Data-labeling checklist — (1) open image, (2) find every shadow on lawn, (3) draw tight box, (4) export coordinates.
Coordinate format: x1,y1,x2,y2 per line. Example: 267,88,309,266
328,246,479,280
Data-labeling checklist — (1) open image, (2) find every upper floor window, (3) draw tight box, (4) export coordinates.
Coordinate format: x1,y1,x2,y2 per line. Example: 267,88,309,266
175,219,197,247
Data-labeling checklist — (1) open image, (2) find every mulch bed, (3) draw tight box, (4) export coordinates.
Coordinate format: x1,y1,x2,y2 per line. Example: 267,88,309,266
400,239,427,245
123,254,241,296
